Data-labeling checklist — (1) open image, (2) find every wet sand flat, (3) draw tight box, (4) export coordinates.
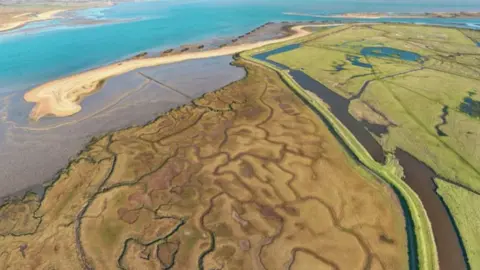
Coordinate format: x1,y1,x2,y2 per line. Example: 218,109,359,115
0,55,245,200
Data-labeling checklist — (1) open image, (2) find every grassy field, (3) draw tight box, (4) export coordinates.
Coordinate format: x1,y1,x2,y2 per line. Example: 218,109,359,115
266,45,376,98
269,25,480,190
247,23,480,270
0,59,408,269
460,29,480,43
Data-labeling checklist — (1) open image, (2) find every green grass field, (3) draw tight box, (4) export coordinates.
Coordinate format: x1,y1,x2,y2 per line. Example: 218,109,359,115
268,24,480,190
244,23,480,270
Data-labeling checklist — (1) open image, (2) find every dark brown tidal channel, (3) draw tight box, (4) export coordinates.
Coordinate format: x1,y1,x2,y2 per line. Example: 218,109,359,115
396,150,468,270
253,47,469,270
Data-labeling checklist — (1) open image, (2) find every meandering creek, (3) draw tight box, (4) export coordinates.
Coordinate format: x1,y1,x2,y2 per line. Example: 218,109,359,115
435,106,449,137
253,44,468,270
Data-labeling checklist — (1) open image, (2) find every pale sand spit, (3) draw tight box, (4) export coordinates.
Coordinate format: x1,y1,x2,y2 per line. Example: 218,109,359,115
0,9,65,32
24,24,334,121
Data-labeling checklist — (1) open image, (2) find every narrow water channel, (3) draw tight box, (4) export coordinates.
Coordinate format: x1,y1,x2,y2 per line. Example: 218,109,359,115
288,70,387,164
435,106,449,137
396,149,468,270
254,44,386,164
252,44,468,270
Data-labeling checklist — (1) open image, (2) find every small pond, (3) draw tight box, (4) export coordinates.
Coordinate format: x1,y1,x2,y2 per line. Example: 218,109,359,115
361,47,422,62
346,55,372,68
459,91,480,118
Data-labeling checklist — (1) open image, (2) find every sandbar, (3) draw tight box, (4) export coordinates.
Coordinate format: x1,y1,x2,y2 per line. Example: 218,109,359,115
0,9,65,32
24,24,331,121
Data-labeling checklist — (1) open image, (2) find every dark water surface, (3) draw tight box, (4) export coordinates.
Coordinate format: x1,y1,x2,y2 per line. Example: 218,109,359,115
459,91,480,118
253,44,301,69
288,70,387,163
435,106,449,137
396,149,468,270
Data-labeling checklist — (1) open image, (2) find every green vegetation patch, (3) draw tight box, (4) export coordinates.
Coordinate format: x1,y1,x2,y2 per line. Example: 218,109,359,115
268,46,375,98
372,24,475,45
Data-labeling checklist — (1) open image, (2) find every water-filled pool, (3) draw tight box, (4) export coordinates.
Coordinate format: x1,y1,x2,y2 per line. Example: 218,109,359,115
361,47,422,62
346,55,372,68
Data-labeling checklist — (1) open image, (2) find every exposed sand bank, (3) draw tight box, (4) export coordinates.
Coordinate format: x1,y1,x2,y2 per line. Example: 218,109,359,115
24,24,331,121
0,9,65,32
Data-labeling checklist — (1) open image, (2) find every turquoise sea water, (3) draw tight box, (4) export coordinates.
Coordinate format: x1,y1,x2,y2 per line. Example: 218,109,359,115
1,0,480,93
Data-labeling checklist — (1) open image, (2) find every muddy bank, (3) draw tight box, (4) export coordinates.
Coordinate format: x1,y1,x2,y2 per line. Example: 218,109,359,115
396,149,468,270
0,56,245,201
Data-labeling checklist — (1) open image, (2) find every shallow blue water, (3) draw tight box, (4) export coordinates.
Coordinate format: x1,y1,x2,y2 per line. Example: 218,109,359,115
346,55,372,68
254,43,301,69
1,0,480,93
361,47,422,62
460,91,480,117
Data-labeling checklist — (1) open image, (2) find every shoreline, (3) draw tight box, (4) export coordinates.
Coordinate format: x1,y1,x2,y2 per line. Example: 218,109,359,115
284,11,480,19
0,9,65,32
23,24,335,121
0,55,245,203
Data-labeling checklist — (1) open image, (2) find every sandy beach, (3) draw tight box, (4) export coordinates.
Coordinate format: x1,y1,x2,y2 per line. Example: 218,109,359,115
0,9,65,32
24,24,329,121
